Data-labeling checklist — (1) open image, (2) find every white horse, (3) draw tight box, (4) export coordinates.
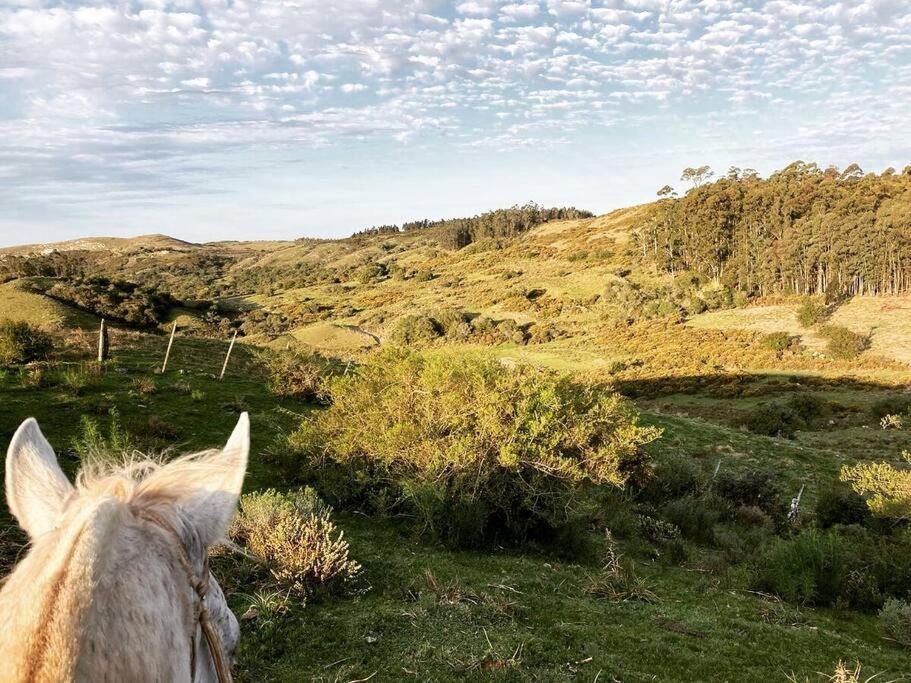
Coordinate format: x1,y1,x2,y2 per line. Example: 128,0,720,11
0,413,250,682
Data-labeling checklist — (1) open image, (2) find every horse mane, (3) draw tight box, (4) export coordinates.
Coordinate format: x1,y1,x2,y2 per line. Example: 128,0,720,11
0,448,224,682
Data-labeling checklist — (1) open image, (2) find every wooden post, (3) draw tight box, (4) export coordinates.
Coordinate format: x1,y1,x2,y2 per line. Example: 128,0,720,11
161,321,177,373
97,318,109,362
220,329,238,380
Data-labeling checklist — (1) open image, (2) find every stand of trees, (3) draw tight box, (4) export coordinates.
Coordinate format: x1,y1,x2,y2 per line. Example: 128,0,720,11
0,252,89,282
354,203,594,248
634,162,911,296
46,277,177,327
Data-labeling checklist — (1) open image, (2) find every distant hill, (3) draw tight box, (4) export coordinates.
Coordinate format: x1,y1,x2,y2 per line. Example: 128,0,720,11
0,233,198,256
3,171,911,370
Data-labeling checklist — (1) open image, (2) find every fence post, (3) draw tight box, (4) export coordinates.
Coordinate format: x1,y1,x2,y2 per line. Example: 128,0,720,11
161,321,177,373
97,318,109,362
220,329,238,380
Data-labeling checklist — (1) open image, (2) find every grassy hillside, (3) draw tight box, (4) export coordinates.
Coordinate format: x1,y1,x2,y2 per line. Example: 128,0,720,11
0,279,99,329
0,335,909,681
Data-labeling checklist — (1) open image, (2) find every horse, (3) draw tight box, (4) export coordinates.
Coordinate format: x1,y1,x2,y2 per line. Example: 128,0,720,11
0,412,250,682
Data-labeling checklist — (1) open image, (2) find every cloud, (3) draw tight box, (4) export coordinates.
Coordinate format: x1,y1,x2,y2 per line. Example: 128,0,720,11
1,0,910,233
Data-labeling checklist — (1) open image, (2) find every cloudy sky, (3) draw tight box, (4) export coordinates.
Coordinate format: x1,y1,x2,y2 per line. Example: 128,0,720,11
1,0,910,244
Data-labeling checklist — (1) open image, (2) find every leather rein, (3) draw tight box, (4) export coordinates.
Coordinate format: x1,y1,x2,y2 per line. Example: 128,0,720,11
137,510,233,683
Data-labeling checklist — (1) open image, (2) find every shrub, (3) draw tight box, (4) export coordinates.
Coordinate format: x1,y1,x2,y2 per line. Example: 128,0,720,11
869,396,911,420
430,308,470,338
840,451,911,519
786,393,829,425
290,348,660,546
713,470,784,519
819,325,868,359
745,402,802,438
71,409,137,465
797,298,827,327
639,453,703,503
258,347,344,402
761,331,791,355
755,528,843,605
388,314,441,345
131,376,157,395
585,542,657,603
0,320,53,365
138,415,179,440
661,494,724,544
815,486,869,528
47,277,175,326
229,487,360,599
879,598,911,647
355,262,387,284
59,362,101,395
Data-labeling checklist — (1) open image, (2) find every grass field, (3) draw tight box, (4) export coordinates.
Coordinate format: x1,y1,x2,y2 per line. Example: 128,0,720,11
1,331,910,681
689,297,911,365
0,279,99,329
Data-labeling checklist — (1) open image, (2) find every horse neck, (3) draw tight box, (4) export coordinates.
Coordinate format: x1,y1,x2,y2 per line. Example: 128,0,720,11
0,499,197,683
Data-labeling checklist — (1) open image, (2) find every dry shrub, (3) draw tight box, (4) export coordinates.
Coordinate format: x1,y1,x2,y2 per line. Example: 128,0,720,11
794,661,893,683
230,488,360,599
585,540,658,603
131,376,157,395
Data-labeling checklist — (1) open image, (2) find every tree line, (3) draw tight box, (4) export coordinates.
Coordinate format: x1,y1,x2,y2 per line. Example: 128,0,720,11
634,162,911,296
354,202,594,248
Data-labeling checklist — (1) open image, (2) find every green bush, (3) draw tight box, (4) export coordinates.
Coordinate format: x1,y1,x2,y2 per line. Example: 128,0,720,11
879,598,911,647
229,487,360,599
355,262,387,284
388,314,442,345
869,396,911,420
430,308,470,338
0,320,53,365
819,324,868,359
815,486,869,528
713,470,784,519
785,393,829,425
289,348,660,546
258,347,344,402
744,402,802,438
661,494,724,545
760,331,791,355
639,453,703,503
797,298,827,327
754,528,843,605
47,277,175,327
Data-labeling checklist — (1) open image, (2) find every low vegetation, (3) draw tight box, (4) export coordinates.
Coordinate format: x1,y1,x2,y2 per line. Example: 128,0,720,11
257,347,344,403
228,488,360,600
46,277,176,327
289,348,660,547
0,320,53,364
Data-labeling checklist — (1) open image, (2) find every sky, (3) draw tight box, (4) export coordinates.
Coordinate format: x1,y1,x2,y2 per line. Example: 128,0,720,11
1,0,911,245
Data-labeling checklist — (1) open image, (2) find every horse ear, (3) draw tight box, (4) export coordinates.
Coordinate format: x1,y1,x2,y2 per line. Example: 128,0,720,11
177,412,249,547
5,418,74,539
